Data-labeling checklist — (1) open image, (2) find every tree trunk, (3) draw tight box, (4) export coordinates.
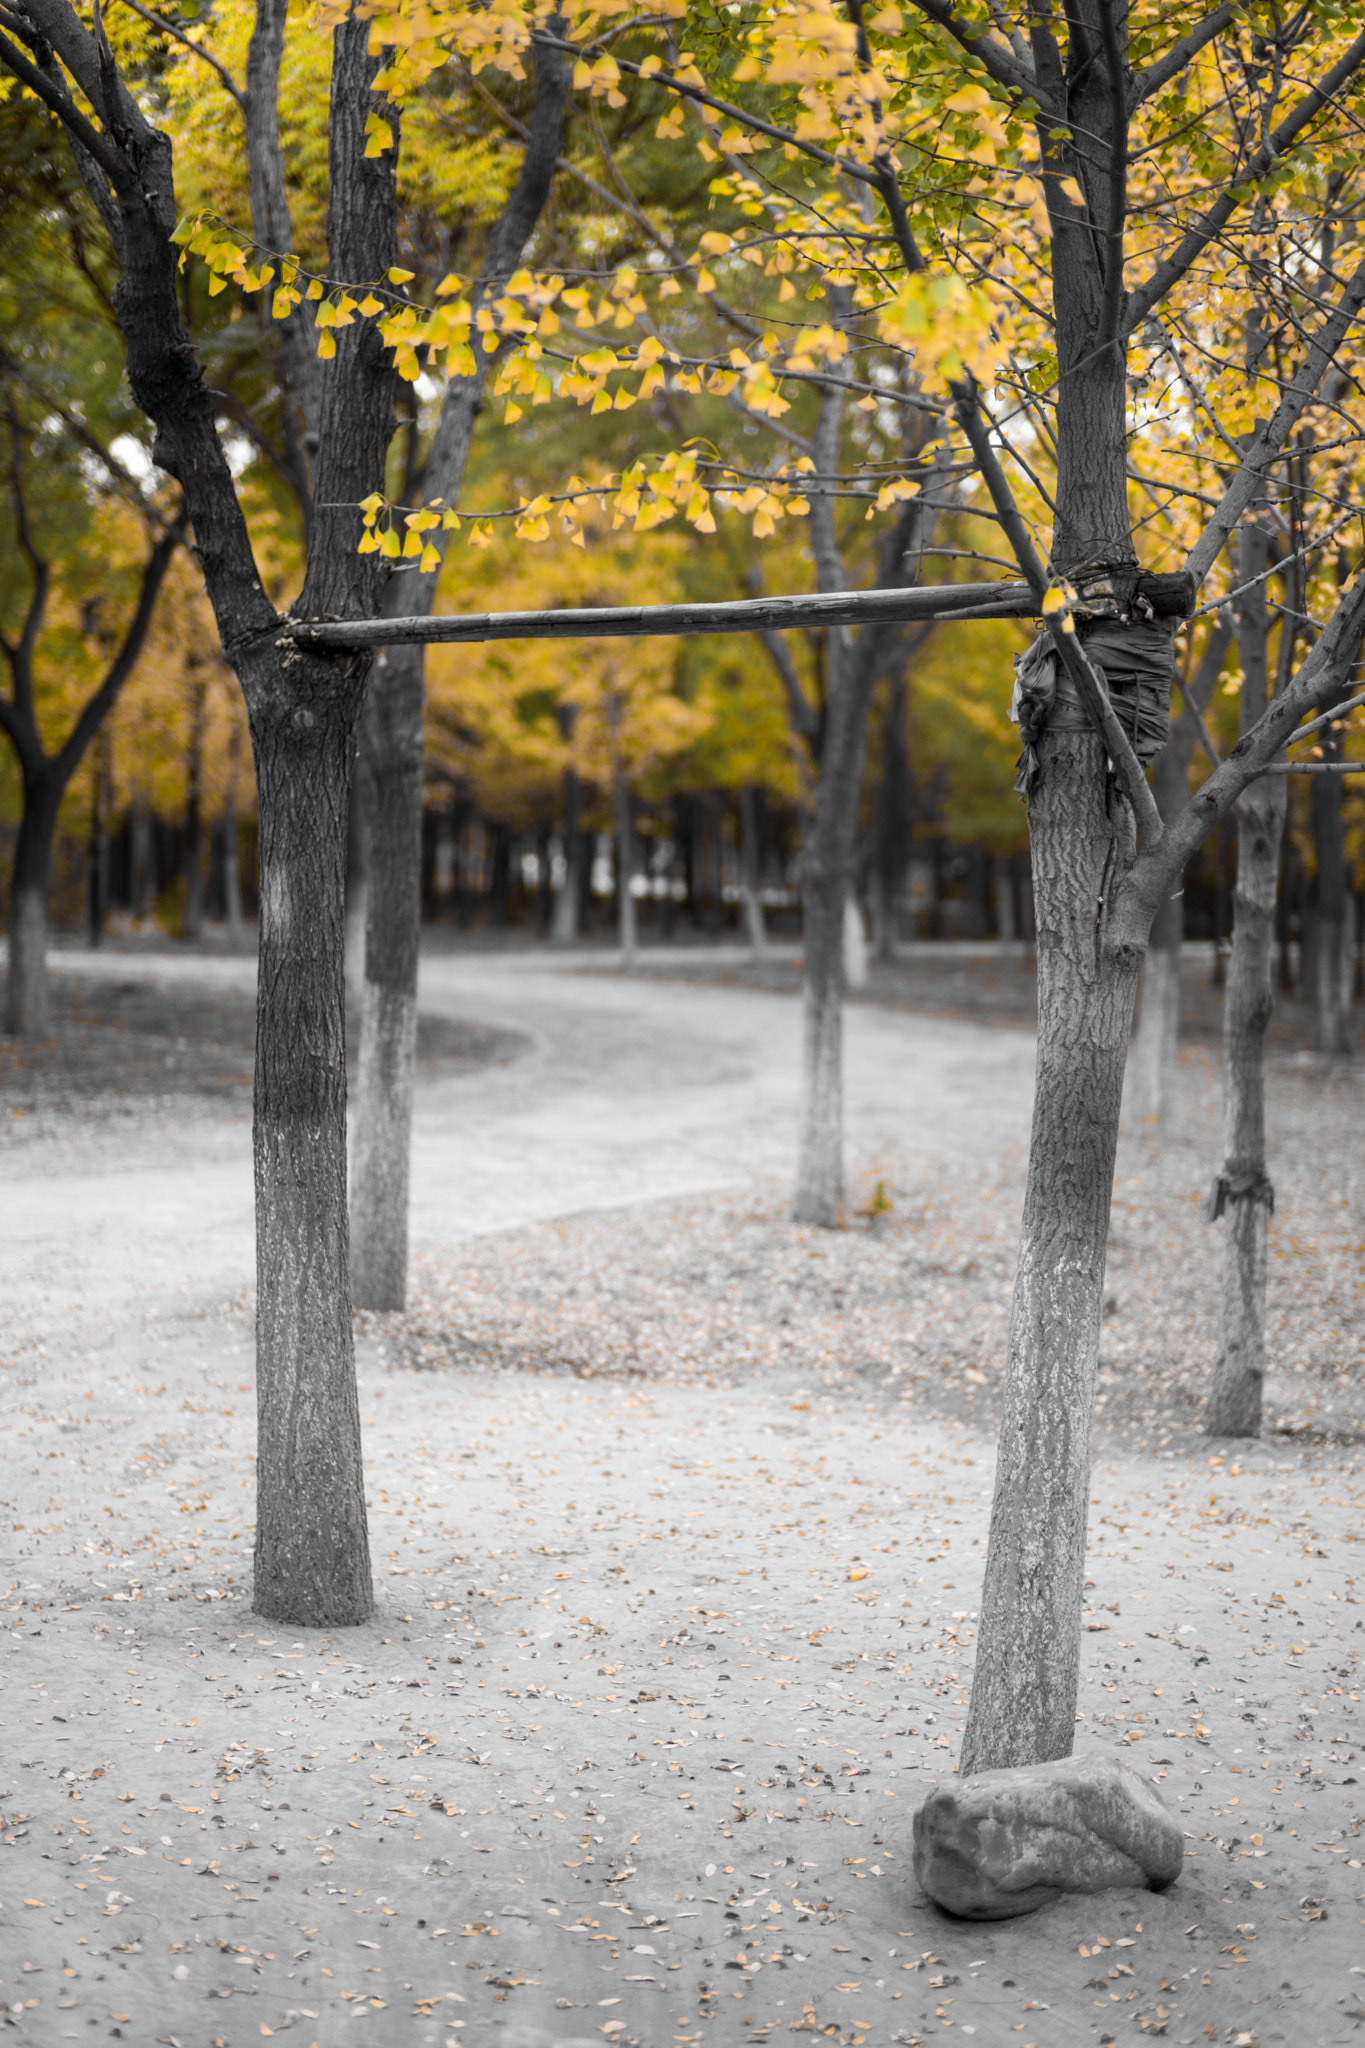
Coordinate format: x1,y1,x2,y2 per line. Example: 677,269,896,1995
250,681,372,1626
535,819,553,935
676,793,700,928
1205,525,1287,1437
961,17,1145,1770
350,646,423,1312
1277,837,1297,993
1310,754,1351,1054
960,733,1141,1774
183,784,202,939
3,773,61,1037
1205,790,1284,1433
489,820,511,927
345,758,369,998
994,858,1018,942
1126,621,1233,1134
869,672,908,962
614,774,638,965
552,763,581,942
343,28,567,1311
1211,814,1233,985
793,631,868,1226
183,672,206,941
739,783,767,955
843,892,869,988
130,800,151,923
927,835,944,937
224,799,245,947
87,738,110,949
1125,887,1180,1133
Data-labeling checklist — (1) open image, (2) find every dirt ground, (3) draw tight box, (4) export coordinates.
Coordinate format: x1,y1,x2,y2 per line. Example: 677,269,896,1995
1,940,1362,2048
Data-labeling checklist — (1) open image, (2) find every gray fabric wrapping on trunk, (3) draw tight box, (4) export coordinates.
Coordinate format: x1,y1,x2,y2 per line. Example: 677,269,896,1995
1010,616,1177,797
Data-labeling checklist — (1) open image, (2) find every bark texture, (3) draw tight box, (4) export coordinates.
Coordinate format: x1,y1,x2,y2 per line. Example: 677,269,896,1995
250,683,372,1623
960,732,1141,1774
246,1,398,1624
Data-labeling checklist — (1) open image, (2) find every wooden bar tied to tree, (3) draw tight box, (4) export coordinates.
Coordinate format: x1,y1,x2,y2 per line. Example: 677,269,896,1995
287,567,1200,650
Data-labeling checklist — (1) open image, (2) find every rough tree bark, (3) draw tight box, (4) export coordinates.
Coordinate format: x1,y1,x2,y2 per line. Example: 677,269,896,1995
1126,619,1234,1132
347,36,569,1309
965,732,1142,1768
1204,524,1286,1436
248,6,399,1624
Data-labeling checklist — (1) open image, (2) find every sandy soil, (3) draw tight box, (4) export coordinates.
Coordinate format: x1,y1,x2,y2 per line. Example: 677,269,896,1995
1,941,1362,2048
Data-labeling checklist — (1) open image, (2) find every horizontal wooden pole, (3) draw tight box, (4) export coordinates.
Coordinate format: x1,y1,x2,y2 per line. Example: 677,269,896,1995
290,582,1034,647
287,568,1197,649
1261,760,1365,774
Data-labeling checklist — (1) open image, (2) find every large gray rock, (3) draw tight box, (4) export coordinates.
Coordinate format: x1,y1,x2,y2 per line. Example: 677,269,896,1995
911,1754,1183,1919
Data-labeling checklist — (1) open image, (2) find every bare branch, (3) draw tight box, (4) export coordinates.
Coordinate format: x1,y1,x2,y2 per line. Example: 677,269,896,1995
531,28,882,186
1125,29,1365,332
903,0,1039,101
1285,682,1365,749
54,529,179,782
1128,2,1240,108
1129,563,1365,915
0,26,130,185
5,397,51,717
1185,250,1365,589
115,0,244,107
758,623,819,754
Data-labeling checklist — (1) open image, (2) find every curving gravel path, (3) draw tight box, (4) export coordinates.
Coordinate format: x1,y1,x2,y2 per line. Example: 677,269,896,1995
1,940,1362,2048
